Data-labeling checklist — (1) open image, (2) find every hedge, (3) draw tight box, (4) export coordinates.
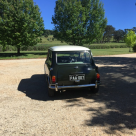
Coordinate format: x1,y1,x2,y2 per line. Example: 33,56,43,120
0,44,128,52
85,44,127,49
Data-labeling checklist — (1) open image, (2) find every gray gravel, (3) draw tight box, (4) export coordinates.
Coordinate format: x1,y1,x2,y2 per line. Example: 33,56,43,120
0,54,136,136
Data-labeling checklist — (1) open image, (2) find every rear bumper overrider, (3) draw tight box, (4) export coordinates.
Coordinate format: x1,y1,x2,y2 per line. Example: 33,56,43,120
49,81,100,91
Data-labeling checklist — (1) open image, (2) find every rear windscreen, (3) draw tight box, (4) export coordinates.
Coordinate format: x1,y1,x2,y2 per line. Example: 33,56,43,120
57,51,91,64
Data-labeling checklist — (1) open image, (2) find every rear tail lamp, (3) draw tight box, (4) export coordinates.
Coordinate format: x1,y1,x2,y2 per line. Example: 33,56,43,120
96,73,100,80
52,76,56,83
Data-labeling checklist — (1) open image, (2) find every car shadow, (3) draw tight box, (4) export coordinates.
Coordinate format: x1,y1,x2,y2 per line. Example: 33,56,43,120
17,74,92,101
18,56,136,134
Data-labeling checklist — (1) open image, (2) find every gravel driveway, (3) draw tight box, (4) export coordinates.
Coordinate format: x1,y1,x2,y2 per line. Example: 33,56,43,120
0,53,136,136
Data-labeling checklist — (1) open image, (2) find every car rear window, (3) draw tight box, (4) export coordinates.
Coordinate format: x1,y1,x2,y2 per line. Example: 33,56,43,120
57,51,91,64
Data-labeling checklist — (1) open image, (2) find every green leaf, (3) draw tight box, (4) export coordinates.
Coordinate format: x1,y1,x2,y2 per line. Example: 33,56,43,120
0,0,44,54
52,0,107,45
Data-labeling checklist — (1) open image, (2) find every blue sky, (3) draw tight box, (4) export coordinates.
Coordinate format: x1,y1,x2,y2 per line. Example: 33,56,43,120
33,0,136,30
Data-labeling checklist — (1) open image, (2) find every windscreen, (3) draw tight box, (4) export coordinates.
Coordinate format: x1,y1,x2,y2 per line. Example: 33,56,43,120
57,51,91,64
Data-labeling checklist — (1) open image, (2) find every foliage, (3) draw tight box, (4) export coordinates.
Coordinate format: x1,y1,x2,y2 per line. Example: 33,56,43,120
43,29,54,37
52,0,107,45
0,0,44,54
0,43,127,52
87,44,127,49
114,29,125,42
133,43,136,52
103,25,115,42
124,30,136,51
132,27,136,33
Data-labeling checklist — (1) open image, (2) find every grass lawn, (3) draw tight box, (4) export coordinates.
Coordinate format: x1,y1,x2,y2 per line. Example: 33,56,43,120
91,48,133,56
0,48,134,60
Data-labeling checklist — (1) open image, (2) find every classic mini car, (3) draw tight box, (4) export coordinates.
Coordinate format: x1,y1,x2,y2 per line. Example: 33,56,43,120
44,46,100,96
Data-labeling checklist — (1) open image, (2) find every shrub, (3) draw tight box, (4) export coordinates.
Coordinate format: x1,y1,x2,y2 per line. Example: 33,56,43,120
0,44,128,52
21,46,28,51
133,44,136,52
27,46,33,51
87,44,127,49
33,46,38,51
0,45,2,52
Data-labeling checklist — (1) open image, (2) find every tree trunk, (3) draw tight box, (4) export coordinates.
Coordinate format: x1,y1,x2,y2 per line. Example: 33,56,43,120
17,47,20,54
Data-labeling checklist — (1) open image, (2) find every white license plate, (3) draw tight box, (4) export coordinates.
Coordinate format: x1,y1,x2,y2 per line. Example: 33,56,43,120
69,75,85,81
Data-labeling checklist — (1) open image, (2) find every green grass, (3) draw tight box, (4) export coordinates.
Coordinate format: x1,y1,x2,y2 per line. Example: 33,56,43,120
91,48,133,56
39,35,67,45
0,48,134,60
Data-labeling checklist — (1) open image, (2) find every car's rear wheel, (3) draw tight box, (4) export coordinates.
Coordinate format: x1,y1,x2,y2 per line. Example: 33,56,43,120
48,87,55,97
47,77,55,97
90,86,99,94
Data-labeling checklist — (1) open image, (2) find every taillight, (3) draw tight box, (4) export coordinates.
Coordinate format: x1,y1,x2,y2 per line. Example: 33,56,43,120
96,73,100,80
52,76,56,83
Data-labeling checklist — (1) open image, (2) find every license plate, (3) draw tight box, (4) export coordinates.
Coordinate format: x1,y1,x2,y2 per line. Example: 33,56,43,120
69,74,85,81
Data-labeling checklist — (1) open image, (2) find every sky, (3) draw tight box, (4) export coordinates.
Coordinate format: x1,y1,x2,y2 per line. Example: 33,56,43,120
33,0,136,31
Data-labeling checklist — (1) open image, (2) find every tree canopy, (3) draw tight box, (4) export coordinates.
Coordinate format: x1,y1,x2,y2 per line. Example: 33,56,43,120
43,29,54,37
52,0,107,45
114,29,125,42
0,0,44,54
124,30,136,51
103,25,115,42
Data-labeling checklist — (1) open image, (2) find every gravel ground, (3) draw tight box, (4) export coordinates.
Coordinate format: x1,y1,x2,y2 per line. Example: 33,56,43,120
0,53,136,136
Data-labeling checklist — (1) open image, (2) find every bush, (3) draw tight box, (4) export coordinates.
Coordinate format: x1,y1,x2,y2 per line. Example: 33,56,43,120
27,46,33,51
0,45,2,52
133,44,136,52
0,44,128,52
87,44,127,49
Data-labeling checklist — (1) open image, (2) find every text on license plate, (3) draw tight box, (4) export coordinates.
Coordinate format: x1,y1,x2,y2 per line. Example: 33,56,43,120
69,75,85,81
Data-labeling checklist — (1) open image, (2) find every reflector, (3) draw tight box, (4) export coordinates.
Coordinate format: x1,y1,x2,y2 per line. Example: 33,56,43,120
52,76,56,83
96,73,100,80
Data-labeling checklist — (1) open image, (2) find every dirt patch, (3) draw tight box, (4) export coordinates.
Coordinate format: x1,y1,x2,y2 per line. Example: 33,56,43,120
0,54,136,135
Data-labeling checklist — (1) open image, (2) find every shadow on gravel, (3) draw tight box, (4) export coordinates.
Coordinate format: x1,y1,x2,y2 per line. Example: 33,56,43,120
18,56,136,134
84,57,136,134
17,74,92,101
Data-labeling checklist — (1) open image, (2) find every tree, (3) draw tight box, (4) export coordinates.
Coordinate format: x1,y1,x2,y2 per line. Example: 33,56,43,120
43,29,54,37
114,29,125,42
0,0,44,54
132,27,136,33
124,30,136,52
52,0,107,45
103,25,115,42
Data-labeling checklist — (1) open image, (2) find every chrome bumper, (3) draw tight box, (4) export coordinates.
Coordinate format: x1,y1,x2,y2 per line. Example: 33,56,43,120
49,81,100,91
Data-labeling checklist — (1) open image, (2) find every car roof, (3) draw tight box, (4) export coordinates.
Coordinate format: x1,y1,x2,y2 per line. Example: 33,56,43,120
49,45,90,51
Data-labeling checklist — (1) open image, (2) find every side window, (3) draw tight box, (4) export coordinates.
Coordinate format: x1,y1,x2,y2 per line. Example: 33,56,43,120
47,50,52,66
80,52,91,63
85,52,91,63
80,52,85,59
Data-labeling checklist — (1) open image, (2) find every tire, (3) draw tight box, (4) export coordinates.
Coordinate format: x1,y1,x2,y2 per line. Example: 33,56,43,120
48,87,55,97
47,76,55,97
90,86,99,94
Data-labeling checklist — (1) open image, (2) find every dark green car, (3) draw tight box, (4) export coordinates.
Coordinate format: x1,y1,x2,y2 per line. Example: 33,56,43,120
44,46,100,96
